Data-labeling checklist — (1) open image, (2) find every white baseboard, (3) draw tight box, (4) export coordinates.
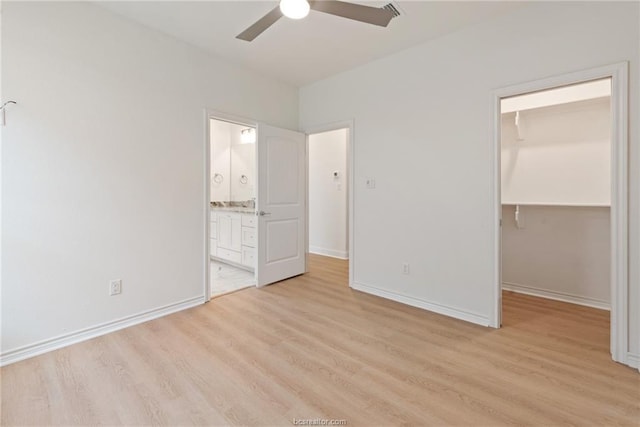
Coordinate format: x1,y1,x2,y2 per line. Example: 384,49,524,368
627,352,640,370
309,245,348,260
501,282,610,310
351,281,489,327
0,296,205,367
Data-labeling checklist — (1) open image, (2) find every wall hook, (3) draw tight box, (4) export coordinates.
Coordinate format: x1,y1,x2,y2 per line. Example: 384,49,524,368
0,101,17,126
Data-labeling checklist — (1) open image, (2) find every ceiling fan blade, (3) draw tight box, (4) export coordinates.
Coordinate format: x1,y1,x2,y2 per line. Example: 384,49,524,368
236,5,283,41
310,1,395,27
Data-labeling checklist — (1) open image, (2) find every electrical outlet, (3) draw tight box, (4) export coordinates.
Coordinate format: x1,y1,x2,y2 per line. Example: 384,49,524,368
402,263,410,275
109,279,122,296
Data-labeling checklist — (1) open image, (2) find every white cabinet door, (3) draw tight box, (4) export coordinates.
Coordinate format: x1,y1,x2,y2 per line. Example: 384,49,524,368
210,222,217,239
256,124,306,286
217,214,232,250
218,213,241,252
230,215,241,251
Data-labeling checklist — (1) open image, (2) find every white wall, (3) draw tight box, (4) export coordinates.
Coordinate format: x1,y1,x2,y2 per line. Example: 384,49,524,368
308,129,348,259
299,2,640,357
502,98,611,206
1,1,297,362
502,205,610,309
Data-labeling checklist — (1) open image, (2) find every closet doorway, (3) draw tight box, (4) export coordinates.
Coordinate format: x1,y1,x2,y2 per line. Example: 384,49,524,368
492,63,629,366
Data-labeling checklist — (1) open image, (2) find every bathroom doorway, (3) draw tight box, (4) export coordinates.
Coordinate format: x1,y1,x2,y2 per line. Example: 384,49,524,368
206,113,307,297
208,117,257,297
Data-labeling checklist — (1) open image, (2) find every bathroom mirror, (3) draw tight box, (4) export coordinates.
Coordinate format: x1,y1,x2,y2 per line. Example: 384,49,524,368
210,119,255,204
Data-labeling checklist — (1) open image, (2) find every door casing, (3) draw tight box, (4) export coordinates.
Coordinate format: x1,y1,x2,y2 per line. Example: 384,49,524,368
491,62,629,366
204,109,257,302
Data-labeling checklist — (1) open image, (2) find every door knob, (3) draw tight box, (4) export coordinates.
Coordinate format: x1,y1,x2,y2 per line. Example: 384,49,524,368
258,211,271,216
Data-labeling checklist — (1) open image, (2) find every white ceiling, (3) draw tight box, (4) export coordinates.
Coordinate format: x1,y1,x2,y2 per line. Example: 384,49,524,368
97,1,529,87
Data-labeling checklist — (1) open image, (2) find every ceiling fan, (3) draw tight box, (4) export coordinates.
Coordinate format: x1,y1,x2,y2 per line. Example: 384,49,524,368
237,0,398,42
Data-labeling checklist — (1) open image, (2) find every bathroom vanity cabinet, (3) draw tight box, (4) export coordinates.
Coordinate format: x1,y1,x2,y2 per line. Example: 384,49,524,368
210,210,255,270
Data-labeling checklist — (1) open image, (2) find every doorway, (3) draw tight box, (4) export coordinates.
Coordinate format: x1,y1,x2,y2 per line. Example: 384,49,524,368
205,111,308,299
492,63,629,366
305,122,354,285
308,129,349,260
208,118,257,297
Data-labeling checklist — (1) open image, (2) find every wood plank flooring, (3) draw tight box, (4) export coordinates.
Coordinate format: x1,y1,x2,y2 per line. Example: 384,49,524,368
2,254,638,426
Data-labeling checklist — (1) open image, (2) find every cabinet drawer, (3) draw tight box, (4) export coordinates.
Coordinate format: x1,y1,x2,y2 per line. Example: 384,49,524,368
217,248,241,264
209,222,217,239
242,246,255,268
241,227,256,248
209,238,217,255
242,214,256,228
209,211,217,222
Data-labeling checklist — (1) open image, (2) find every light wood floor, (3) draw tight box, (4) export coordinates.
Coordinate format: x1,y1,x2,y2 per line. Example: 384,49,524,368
2,255,638,426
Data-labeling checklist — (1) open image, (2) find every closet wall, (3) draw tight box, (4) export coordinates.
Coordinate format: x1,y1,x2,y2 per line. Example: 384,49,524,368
501,96,611,309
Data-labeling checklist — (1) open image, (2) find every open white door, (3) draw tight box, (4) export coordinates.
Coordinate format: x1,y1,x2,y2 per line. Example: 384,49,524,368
256,123,306,286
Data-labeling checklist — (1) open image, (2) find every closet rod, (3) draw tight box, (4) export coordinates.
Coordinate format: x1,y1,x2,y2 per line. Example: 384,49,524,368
1,101,17,126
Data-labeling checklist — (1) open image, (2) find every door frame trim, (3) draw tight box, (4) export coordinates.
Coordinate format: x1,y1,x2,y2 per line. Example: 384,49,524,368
490,62,629,365
303,120,355,286
203,109,257,301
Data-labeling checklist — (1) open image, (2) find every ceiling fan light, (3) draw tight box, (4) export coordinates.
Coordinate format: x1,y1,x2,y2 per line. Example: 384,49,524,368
279,0,310,19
